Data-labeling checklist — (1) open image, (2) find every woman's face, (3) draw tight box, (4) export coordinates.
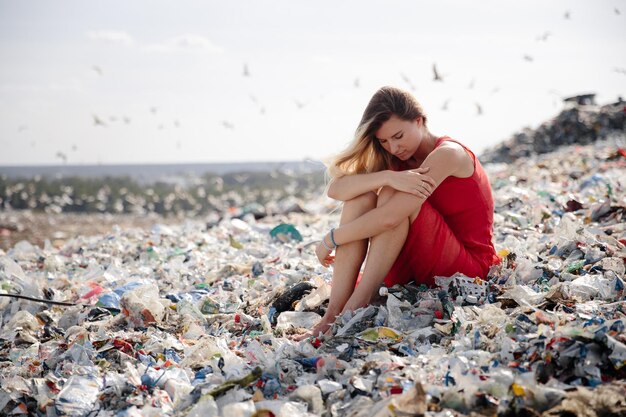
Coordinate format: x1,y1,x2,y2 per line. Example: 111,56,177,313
375,114,423,160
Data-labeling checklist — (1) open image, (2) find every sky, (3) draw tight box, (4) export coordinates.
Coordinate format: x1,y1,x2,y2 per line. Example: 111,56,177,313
0,0,625,166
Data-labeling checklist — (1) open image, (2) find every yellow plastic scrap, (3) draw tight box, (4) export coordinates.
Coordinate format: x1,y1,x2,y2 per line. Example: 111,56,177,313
511,382,525,397
357,326,403,342
229,235,243,249
497,249,510,258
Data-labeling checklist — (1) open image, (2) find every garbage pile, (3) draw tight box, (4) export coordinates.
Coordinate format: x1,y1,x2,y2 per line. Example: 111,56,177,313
0,136,625,417
0,167,325,216
481,97,626,163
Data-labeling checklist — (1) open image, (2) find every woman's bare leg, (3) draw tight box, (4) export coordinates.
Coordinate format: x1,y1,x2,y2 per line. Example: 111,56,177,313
309,192,377,336
342,186,412,312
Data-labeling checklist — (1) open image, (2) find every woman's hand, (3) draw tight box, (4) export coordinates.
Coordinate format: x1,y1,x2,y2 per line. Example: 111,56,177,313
387,167,436,198
315,236,335,267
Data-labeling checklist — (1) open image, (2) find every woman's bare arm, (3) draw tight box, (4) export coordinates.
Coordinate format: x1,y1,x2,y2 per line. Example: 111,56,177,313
330,146,467,245
328,167,433,201
327,171,391,201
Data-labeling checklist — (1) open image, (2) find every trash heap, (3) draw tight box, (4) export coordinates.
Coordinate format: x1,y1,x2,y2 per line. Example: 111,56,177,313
480,98,626,163
0,166,325,216
1,137,625,417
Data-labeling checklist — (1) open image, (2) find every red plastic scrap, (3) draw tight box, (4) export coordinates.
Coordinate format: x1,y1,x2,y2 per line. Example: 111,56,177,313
310,337,322,348
112,338,135,355
389,386,403,395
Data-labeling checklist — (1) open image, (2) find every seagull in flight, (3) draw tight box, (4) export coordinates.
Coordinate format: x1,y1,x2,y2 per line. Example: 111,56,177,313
92,65,103,76
432,63,444,82
535,31,552,42
249,95,267,114
400,73,416,91
55,151,68,163
93,114,106,126
221,120,235,130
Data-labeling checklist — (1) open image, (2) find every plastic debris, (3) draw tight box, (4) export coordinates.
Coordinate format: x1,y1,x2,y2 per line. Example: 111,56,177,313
0,123,625,416
270,223,303,242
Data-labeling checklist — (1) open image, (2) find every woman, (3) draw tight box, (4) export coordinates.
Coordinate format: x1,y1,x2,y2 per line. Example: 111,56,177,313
308,86,499,337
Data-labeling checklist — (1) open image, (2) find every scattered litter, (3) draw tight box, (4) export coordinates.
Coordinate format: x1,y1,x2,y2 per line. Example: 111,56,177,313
0,129,625,414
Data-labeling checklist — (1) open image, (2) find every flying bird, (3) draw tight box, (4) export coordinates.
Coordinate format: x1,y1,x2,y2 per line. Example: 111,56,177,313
614,67,626,75
523,55,534,62
564,10,570,19
249,95,267,114
150,107,157,115
432,63,444,82
475,102,483,116
243,63,250,77
92,65,103,76
55,151,67,163
221,120,235,130
535,31,552,42
122,116,131,124
614,8,620,15
92,114,106,126
294,99,307,110
441,99,450,111
400,73,416,91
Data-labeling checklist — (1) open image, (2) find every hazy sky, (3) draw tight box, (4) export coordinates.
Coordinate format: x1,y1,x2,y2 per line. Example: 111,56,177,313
1,0,625,165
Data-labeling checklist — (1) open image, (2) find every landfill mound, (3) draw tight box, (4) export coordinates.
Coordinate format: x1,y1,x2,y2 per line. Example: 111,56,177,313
480,97,626,163
1,137,625,417
0,167,325,215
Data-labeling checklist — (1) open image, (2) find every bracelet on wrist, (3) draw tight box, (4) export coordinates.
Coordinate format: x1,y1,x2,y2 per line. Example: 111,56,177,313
321,235,334,251
330,228,339,248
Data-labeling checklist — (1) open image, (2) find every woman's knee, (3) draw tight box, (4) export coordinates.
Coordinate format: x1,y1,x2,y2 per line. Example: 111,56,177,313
341,192,377,220
376,186,396,207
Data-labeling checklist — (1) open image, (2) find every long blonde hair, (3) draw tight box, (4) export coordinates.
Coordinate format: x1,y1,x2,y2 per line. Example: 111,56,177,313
328,86,428,179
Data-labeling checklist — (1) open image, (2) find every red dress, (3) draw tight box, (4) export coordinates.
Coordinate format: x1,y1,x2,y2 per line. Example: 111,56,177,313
383,136,499,287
